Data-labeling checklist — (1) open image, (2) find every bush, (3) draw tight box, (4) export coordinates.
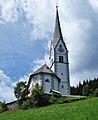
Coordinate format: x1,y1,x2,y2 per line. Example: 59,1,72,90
20,100,31,110
82,85,93,96
50,97,70,104
88,93,95,98
94,88,98,97
0,101,6,113
50,96,87,104
31,86,50,107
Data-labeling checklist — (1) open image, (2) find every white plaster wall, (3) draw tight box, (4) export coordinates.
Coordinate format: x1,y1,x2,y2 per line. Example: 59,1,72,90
56,62,70,95
42,74,52,93
29,73,60,95
56,63,69,82
59,82,70,95
29,75,43,96
54,39,70,95
33,74,41,80
44,82,51,93
54,77,59,91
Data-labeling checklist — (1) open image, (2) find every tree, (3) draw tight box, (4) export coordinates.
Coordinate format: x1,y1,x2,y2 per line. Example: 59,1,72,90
0,101,6,113
14,81,29,100
94,88,98,97
78,81,83,95
31,85,47,107
82,84,93,96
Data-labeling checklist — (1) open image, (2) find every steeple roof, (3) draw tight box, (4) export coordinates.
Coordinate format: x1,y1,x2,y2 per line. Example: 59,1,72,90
52,5,63,48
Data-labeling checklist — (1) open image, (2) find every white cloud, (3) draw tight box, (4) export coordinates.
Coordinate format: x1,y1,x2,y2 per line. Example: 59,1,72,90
89,0,98,12
12,75,29,87
0,0,55,39
63,19,92,72
21,0,55,40
0,0,18,23
32,53,50,73
18,75,29,83
0,69,30,102
0,70,16,102
70,70,98,87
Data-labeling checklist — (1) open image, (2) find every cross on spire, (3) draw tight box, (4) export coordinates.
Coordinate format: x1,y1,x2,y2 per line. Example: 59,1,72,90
56,0,58,7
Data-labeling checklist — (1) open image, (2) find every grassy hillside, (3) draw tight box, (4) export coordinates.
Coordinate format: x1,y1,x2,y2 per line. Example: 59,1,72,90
0,98,98,120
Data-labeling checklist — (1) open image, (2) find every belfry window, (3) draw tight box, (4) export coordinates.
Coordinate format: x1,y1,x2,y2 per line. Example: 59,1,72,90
59,56,63,63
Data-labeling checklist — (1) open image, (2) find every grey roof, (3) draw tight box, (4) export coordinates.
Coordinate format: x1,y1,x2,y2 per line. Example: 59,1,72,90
52,6,68,51
28,64,61,83
28,65,61,85
32,64,56,75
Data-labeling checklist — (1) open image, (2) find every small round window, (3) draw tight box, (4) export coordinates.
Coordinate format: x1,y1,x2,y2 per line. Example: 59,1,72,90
59,45,62,48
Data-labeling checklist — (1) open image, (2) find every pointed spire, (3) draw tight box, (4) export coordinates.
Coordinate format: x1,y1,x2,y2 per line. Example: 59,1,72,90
52,5,63,48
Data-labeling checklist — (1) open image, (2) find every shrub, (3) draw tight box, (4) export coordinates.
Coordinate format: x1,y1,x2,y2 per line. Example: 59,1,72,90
50,96,87,104
94,88,98,97
0,101,6,113
31,86,50,107
20,100,31,110
82,85,93,96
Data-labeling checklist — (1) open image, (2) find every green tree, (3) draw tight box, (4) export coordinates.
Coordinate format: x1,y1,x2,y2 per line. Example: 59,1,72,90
14,81,29,100
94,88,98,97
0,101,6,113
31,85,46,107
82,84,93,96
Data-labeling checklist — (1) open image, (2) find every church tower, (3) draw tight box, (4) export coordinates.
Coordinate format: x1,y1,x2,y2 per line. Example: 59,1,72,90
50,5,70,95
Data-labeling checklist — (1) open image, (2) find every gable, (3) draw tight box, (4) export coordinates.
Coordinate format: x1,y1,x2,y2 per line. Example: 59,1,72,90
55,38,68,53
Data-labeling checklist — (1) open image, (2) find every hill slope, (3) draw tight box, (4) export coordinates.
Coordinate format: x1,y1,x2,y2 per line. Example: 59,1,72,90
0,98,98,120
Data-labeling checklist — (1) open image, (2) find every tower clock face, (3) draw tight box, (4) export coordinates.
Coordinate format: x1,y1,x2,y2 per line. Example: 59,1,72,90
58,47,64,52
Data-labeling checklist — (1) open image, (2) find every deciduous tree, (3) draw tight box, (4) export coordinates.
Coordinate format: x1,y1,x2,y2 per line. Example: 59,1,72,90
14,81,29,100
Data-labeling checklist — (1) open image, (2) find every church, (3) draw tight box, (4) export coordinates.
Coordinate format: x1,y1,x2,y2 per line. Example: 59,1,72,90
28,5,70,96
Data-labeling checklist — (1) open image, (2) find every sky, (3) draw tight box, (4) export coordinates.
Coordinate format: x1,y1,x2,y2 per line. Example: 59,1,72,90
0,0,98,102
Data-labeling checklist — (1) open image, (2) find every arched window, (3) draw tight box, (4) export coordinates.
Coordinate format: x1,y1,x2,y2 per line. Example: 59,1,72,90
59,56,63,63
45,79,50,82
62,85,64,89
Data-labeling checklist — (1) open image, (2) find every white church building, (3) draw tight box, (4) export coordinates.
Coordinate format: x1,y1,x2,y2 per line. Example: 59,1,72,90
28,5,70,96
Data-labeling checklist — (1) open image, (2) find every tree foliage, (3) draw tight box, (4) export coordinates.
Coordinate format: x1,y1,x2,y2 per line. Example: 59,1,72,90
94,88,98,97
31,85,45,107
14,81,29,100
71,78,98,95
82,85,93,96
0,101,6,113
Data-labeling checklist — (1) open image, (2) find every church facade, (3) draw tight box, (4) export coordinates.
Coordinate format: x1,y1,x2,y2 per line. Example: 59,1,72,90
28,6,70,96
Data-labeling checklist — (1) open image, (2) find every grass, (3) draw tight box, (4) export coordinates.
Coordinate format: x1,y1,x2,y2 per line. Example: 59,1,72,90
0,98,98,120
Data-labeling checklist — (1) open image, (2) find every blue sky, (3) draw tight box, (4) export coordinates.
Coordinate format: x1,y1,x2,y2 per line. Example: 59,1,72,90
0,0,98,102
